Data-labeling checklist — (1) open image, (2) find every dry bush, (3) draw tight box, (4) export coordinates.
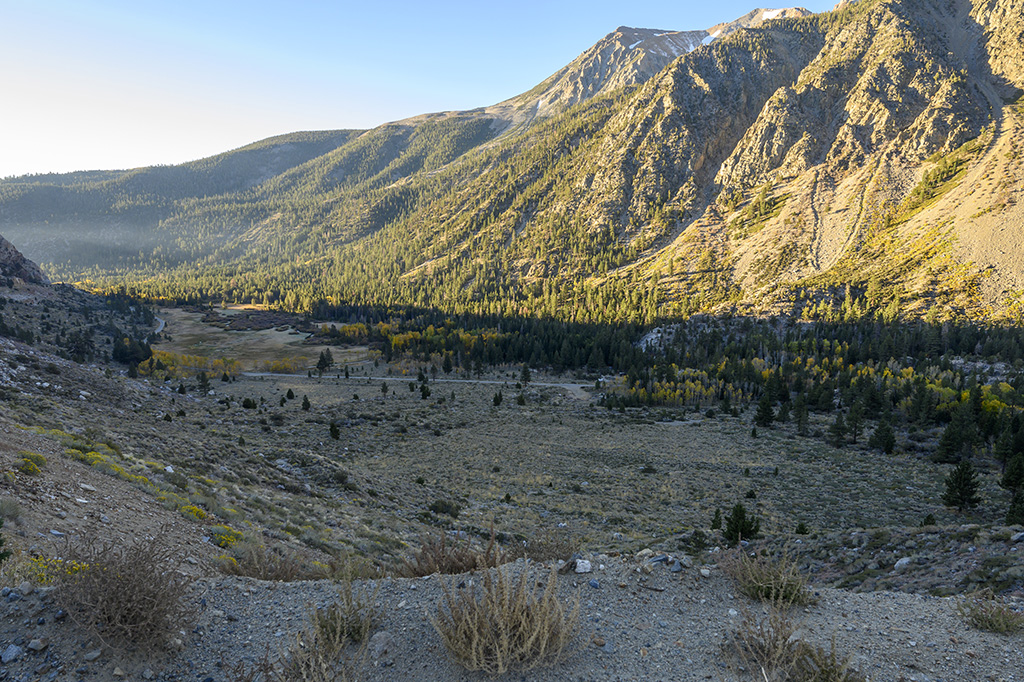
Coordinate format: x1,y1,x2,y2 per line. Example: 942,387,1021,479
402,529,506,577
310,577,381,645
431,567,579,675
728,600,802,679
513,528,581,562
218,539,314,582
52,528,194,650
956,589,1024,634
721,550,814,607
728,601,864,682
792,637,866,682
225,581,376,682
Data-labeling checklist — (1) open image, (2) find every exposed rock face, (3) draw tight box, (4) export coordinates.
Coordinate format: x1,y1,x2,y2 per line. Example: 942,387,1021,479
498,10,813,128
0,234,49,284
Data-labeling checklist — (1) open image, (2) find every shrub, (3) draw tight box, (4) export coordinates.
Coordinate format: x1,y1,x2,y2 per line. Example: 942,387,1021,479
0,498,21,522
723,503,761,546
51,529,194,649
211,525,244,549
432,568,578,675
216,539,313,582
310,578,381,645
428,499,461,518
20,451,46,468
515,528,581,562
402,530,505,577
721,551,814,607
728,602,865,682
15,459,41,476
956,589,1024,633
728,600,800,678
179,504,208,521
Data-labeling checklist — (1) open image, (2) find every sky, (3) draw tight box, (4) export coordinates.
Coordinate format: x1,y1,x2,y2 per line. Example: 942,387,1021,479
0,0,836,178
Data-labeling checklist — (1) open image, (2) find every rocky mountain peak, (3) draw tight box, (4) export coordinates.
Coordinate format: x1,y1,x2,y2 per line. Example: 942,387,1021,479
0,234,49,285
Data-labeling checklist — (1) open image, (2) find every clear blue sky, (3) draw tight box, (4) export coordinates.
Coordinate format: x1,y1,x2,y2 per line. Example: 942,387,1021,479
0,0,836,177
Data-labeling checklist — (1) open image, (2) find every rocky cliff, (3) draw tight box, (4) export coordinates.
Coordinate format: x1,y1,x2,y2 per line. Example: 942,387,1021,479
0,234,49,285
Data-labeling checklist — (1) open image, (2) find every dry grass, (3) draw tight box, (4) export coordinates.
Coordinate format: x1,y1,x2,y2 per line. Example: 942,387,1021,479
51,527,194,650
402,528,506,577
956,590,1024,634
431,567,579,675
721,550,814,607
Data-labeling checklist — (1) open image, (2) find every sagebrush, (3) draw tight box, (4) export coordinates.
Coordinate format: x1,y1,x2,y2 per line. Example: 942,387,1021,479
431,567,579,675
52,528,194,649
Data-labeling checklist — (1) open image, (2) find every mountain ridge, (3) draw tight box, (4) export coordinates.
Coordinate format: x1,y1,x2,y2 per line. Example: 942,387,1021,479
1,0,1023,324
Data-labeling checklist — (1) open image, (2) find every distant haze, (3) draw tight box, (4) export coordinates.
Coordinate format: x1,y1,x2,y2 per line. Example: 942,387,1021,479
0,0,835,177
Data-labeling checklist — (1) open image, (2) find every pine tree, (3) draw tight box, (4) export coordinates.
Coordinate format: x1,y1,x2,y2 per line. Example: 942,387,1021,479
828,412,847,447
1007,491,1024,525
329,422,340,440
846,401,865,443
711,508,722,530
754,394,775,428
520,364,531,385
442,353,453,374
301,395,311,411
941,460,982,512
1000,454,1024,492
723,503,760,546
934,402,978,463
493,390,503,407
794,395,809,436
868,420,896,454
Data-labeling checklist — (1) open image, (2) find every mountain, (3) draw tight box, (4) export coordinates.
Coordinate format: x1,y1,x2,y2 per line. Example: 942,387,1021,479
1,0,1022,324
0,233,49,285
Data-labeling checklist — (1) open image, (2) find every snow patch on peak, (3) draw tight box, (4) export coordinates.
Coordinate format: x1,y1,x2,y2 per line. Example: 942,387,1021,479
761,8,784,19
628,39,644,49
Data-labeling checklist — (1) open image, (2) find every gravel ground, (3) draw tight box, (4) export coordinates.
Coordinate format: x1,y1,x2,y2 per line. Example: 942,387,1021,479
1,553,1021,682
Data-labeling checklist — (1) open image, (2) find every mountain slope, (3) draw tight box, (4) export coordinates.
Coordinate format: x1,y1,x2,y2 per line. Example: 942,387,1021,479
0,0,1022,323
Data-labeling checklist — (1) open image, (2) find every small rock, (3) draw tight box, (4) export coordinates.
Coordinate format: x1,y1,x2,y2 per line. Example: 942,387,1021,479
588,579,600,589
369,631,396,661
1011,532,1024,543
2,644,23,663
574,559,592,574
113,667,126,677
84,649,102,661
894,557,913,571
680,555,694,568
592,636,606,647
142,670,155,680
700,568,711,578
79,483,97,492
728,608,739,617
669,560,683,573
636,548,655,560
18,581,33,595
27,638,47,651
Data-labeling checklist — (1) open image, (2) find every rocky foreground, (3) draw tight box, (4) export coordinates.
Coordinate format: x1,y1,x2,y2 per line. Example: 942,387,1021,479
0,548,1022,682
